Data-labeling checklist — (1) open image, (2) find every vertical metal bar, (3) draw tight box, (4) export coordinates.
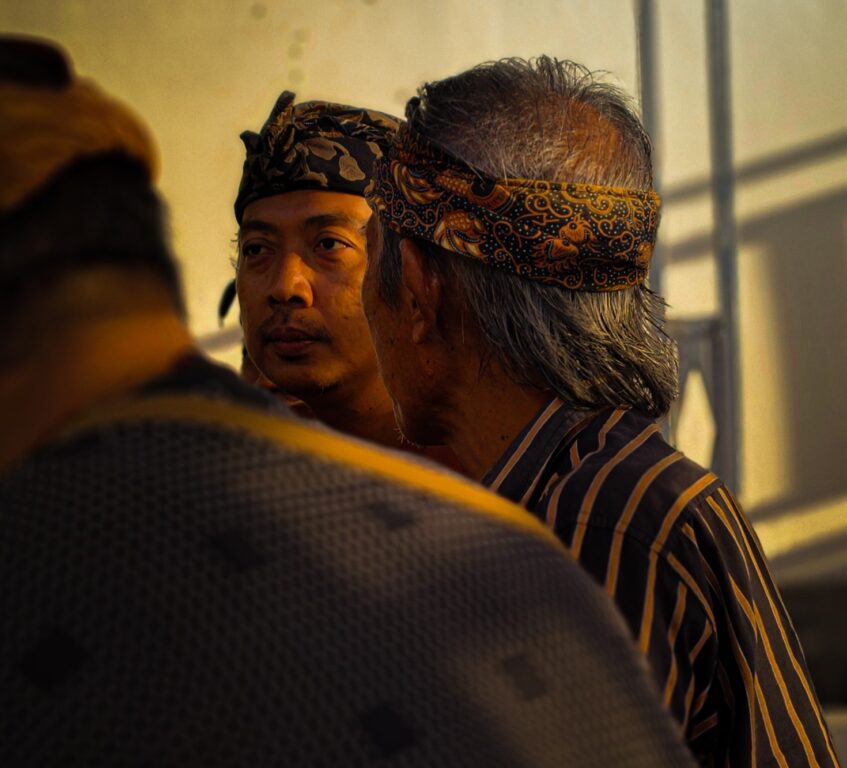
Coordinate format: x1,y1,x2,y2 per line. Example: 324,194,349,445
705,0,741,492
636,0,663,296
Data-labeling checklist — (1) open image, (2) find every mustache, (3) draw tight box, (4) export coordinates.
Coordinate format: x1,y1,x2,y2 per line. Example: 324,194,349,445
259,311,332,343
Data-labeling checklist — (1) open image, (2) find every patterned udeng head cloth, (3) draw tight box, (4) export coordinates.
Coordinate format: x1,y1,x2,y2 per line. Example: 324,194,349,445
234,91,401,224
367,126,662,292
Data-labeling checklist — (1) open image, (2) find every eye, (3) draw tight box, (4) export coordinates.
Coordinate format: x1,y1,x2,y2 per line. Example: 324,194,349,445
315,236,349,253
240,241,271,259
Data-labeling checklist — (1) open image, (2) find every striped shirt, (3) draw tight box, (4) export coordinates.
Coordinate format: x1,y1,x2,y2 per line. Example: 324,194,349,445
483,399,839,767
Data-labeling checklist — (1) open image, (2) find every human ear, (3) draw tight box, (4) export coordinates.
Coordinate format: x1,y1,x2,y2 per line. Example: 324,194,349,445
399,239,443,345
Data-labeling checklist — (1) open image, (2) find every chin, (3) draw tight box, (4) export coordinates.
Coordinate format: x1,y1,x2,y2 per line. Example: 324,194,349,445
394,402,444,447
276,376,341,401
259,357,331,395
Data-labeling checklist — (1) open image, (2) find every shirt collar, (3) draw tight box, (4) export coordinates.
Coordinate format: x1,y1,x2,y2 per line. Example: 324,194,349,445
481,396,590,507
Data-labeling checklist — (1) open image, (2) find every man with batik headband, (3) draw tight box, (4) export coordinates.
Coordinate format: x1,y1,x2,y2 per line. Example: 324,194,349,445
363,56,839,767
234,92,459,469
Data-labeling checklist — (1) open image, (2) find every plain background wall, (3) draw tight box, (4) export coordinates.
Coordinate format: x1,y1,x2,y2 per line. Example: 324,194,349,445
3,0,846,580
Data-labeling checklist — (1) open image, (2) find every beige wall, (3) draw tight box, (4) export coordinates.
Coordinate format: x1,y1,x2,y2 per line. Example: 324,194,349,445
4,0,847,574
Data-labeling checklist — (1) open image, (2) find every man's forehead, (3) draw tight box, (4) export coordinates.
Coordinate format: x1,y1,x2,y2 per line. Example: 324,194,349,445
240,190,372,232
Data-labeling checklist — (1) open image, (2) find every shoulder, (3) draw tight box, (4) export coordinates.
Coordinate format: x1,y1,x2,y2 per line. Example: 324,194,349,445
140,353,287,412
542,409,723,551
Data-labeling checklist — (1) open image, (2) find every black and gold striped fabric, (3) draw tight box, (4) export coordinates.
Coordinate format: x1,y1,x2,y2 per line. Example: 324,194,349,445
483,399,840,767
0,359,696,767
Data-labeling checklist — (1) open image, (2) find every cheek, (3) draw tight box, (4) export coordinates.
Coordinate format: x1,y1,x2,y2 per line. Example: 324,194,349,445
324,268,369,325
377,328,416,408
316,277,375,366
235,280,260,330
362,300,392,365
361,266,390,344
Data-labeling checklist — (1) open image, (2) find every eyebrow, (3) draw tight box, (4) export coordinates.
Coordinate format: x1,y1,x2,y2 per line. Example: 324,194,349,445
238,213,369,242
238,220,277,241
303,213,369,235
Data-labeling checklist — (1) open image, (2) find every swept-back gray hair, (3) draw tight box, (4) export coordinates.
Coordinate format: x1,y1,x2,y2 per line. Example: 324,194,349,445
377,56,678,417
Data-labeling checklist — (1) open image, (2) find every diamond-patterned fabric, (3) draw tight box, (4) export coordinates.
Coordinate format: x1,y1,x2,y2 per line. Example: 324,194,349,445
0,397,695,766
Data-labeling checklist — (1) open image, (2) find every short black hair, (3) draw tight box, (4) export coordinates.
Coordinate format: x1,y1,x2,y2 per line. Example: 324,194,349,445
0,35,72,90
0,151,184,323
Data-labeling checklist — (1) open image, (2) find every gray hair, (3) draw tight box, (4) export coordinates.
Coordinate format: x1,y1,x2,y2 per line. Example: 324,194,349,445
377,56,678,417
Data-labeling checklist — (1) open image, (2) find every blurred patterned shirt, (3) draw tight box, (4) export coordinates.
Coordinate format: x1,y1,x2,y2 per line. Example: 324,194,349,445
483,398,839,767
0,361,697,767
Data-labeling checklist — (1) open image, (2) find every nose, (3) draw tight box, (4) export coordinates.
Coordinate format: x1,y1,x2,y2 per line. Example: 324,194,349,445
268,251,314,308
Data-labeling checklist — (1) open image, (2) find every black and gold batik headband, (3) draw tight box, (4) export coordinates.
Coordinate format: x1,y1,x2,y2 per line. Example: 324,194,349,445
235,91,401,224
367,126,661,291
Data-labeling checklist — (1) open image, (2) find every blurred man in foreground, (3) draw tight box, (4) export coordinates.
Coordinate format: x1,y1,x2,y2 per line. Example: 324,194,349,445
0,38,695,767
363,56,839,766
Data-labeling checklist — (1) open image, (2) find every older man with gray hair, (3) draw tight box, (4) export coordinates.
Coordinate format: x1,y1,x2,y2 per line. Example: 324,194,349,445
362,56,839,767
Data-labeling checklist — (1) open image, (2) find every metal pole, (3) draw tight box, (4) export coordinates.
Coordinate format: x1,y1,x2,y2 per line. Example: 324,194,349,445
636,0,663,296
705,0,741,492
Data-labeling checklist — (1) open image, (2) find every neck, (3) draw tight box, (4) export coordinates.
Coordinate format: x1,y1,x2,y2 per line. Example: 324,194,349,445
442,363,551,482
0,280,194,474
304,372,402,450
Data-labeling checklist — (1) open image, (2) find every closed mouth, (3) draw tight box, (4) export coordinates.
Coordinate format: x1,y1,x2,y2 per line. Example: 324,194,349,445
263,326,327,358
266,327,318,343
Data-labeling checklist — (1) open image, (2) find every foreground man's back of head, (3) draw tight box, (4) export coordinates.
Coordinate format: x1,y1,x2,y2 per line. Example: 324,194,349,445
0,38,697,766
